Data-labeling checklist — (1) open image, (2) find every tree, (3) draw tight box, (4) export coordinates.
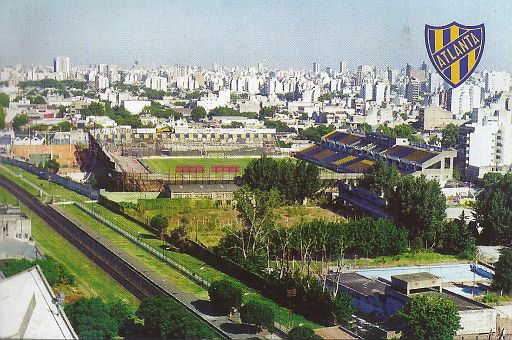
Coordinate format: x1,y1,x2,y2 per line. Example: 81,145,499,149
0,92,9,107
298,125,335,142
263,119,291,132
346,217,408,257
474,173,512,245
437,217,476,259
388,175,446,249
231,186,280,259
0,107,5,129
288,326,321,340
332,292,355,325
135,295,215,339
359,158,400,198
294,160,321,203
441,123,459,148
12,113,29,129
0,257,74,286
396,295,461,340
150,214,168,232
208,279,243,313
240,300,275,330
50,120,73,132
190,106,206,121
169,225,187,244
43,158,60,173
31,95,46,104
65,297,125,340
491,248,512,294
259,106,277,120
242,156,320,203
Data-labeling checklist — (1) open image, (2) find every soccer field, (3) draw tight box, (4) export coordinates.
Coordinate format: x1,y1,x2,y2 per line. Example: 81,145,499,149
141,157,255,174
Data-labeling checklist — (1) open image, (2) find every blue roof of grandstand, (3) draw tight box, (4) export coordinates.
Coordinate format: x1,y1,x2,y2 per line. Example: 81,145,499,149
295,145,374,174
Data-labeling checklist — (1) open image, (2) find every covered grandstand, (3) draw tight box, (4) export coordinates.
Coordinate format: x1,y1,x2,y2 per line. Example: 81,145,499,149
295,131,457,184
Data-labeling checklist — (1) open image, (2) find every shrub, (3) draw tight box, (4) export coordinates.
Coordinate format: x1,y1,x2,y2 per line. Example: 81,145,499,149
208,279,243,313
240,300,275,330
288,326,321,340
150,214,168,232
482,293,501,304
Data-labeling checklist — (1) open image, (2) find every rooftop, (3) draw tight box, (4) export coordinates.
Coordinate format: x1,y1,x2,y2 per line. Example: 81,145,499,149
0,266,77,339
333,272,388,297
391,272,441,283
411,290,491,311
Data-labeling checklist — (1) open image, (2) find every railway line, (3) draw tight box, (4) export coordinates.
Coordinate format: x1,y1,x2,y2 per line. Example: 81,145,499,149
0,174,228,338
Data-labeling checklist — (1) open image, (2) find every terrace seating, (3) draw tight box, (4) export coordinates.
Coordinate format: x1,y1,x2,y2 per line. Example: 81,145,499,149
175,165,205,173
210,165,240,173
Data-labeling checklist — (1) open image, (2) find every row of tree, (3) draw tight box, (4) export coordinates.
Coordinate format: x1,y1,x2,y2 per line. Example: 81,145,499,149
65,294,218,340
359,159,476,255
242,156,320,204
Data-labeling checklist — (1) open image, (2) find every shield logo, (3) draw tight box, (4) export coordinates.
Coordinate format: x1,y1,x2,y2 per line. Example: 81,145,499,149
425,22,485,88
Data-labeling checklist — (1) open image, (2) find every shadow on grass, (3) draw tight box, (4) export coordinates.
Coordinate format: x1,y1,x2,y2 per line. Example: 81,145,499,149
138,233,158,239
220,322,259,335
190,299,226,317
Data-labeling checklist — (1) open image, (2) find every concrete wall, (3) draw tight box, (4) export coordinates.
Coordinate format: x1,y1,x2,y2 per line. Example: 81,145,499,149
458,308,496,335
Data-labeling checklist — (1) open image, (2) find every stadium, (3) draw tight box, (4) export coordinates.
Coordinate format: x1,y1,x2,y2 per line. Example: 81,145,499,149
87,127,278,192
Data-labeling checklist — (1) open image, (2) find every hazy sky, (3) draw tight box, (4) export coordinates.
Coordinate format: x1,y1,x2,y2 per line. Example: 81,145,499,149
1,0,511,70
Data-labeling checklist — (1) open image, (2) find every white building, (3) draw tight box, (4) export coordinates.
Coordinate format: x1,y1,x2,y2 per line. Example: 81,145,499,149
485,71,511,95
462,90,512,178
196,90,231,112
0,266,78,339
373,81,389,104
360,82,374,101
53,56,70,78
122,100,151,115
95,75,109,90
448,84,481,118
145,76,168,91
339,61,347,74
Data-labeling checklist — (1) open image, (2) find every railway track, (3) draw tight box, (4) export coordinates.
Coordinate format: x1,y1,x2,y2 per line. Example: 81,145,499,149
0,174,227,338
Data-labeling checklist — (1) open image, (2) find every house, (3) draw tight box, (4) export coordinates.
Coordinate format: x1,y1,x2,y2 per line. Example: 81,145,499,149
0,205,39,260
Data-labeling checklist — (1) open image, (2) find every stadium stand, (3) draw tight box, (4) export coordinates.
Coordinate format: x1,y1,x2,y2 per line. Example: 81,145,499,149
295,131,457,184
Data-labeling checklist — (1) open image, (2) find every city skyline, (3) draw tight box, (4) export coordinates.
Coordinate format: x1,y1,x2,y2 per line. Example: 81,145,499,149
1,0,512,70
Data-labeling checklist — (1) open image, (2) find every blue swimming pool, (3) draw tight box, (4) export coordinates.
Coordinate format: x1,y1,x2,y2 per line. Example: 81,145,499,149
355,263,492,282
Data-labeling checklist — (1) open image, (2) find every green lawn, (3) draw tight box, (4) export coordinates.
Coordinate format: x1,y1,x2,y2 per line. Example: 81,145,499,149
0,186,138,310
141,157,255,174
59,204,209,299
1,164,89,203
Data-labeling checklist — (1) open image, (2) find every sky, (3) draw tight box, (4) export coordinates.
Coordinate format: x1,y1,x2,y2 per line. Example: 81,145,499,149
1,0,511,71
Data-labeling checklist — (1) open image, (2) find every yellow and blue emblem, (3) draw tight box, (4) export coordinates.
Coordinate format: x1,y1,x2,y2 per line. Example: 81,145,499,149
425,22,485,88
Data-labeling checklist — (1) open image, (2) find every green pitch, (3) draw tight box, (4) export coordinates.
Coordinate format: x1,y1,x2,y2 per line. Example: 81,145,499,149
141,157,255,174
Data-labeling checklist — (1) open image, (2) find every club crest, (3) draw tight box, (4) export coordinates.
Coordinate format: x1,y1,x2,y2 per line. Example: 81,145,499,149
425,22,485,88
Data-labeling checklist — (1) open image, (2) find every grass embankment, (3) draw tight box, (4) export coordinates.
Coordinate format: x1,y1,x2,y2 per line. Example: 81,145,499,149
64,202,321,328
0,186,138,310
141,157,254,175
1,164,89,203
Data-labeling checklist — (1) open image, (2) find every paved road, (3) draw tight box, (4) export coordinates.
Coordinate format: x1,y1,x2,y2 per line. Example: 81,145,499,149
54,204,278,339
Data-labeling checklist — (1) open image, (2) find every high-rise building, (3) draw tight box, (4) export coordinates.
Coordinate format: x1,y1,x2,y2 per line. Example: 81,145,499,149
406,77,420,103
339,61,347,74
53,56,70,78
485,71,511,94
373,81,389,104
313,62,320,74
460,90,512,179
446,84,481,118
145,76,168,91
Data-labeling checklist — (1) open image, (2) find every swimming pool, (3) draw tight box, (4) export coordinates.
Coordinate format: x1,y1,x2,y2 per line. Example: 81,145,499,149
355,263,492,283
